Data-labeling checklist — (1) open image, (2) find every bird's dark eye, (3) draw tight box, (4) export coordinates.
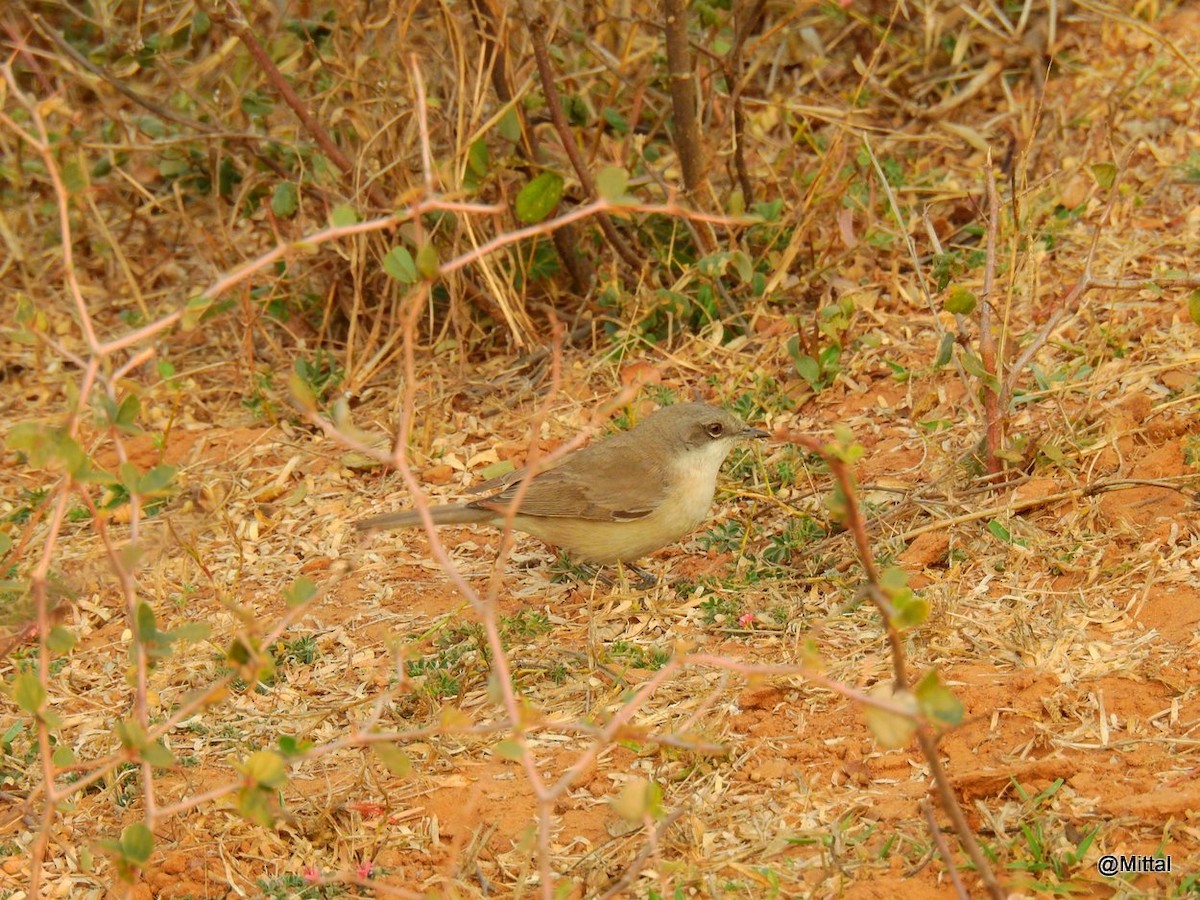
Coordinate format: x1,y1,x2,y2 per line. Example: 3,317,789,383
706,422,725,438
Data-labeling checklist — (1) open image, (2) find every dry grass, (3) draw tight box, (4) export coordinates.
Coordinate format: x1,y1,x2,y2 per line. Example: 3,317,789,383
3,0,1200,897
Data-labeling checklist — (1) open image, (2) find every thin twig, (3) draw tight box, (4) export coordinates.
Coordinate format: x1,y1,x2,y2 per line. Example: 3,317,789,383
206,0,390,209
727,0,766,203
979,157,1002,475
518,0,644,273
663,0,704,195
921,795,970,899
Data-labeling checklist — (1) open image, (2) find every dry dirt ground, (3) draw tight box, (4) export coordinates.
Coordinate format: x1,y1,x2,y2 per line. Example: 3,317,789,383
3,5,1200,900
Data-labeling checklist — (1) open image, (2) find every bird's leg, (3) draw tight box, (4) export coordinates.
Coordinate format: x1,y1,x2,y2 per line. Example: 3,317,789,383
617,561,658,590
580,564,615,587
563,560,656,590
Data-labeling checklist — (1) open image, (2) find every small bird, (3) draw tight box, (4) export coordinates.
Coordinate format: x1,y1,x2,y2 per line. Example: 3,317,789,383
355,402,767,566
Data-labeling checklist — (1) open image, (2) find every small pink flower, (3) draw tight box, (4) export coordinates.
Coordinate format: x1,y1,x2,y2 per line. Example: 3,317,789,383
302,865,321,884
738,612,754,628
357,860,375,879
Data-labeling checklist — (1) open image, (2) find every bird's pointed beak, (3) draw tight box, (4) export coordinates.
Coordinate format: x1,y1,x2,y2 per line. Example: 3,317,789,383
742,426,770,440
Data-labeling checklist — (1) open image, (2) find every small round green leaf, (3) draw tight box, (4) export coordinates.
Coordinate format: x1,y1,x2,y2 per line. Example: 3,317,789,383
467,138,490,178
494,738,525,761
373,742,414,776
120,822,154,865
383,246,418,284
416,241,440,279
915,670,965,727
330,204,359,228
47,626,76,656
242,750,288,788
610,778,664,822
595,166,629,202
934,332,955,367
864,686,918,749
944,286,977,315
515,172,564,224
12,673,46,715
1090,161,1118,190
284,576,317,608
271,181,299,218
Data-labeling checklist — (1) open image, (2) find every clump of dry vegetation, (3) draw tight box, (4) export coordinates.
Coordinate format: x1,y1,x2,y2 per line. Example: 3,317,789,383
3,0,1200,897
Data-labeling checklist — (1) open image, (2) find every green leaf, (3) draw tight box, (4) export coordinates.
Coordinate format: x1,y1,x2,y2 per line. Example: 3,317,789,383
241,750,288,788
601,107,629,135
47,626,76,655
277,734,314,756
136,465,177,497
415,241,440,279
5,422,42,455
1090,161,1117,190
169,622,211,644
944,286,977,315
330,204,359,227
115,719,147,751
751,198,784,221
891,590,929,630
241,91,273,117
515,172,564,224
284,576,317,608
383,246,418,283
987,519,1013,542
7,425,88,477
270,181,299,218
934,332,955,367
113,394,142,433
52,744,76,767
595,166,628,202
960,350,987,379
494,739,525,761
498,106,522,143
12,672,46,715
227,637,252,666
730,250,754,283
467,138,490,178
697,251,733,278
63,155,89,194
478,460,515,482
120,822,154,865
610,778,664,822
818,343,841,373
864,685,918,749
118,462,140,492
237,786,277,827
288,366,317,412
135,601,158,641
960,351,1000,391
373,742,413,776
915,670,964,727
137,115,166,139
182,295,214,330
879,566,908,594
793,353,820,387
141,740,176,768
1188,290,1200,326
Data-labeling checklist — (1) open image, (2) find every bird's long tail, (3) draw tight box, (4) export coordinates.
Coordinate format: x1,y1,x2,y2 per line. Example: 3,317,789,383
354,503,492,531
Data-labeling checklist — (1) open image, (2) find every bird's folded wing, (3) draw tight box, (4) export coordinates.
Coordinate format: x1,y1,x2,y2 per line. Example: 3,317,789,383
475,454,668,521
